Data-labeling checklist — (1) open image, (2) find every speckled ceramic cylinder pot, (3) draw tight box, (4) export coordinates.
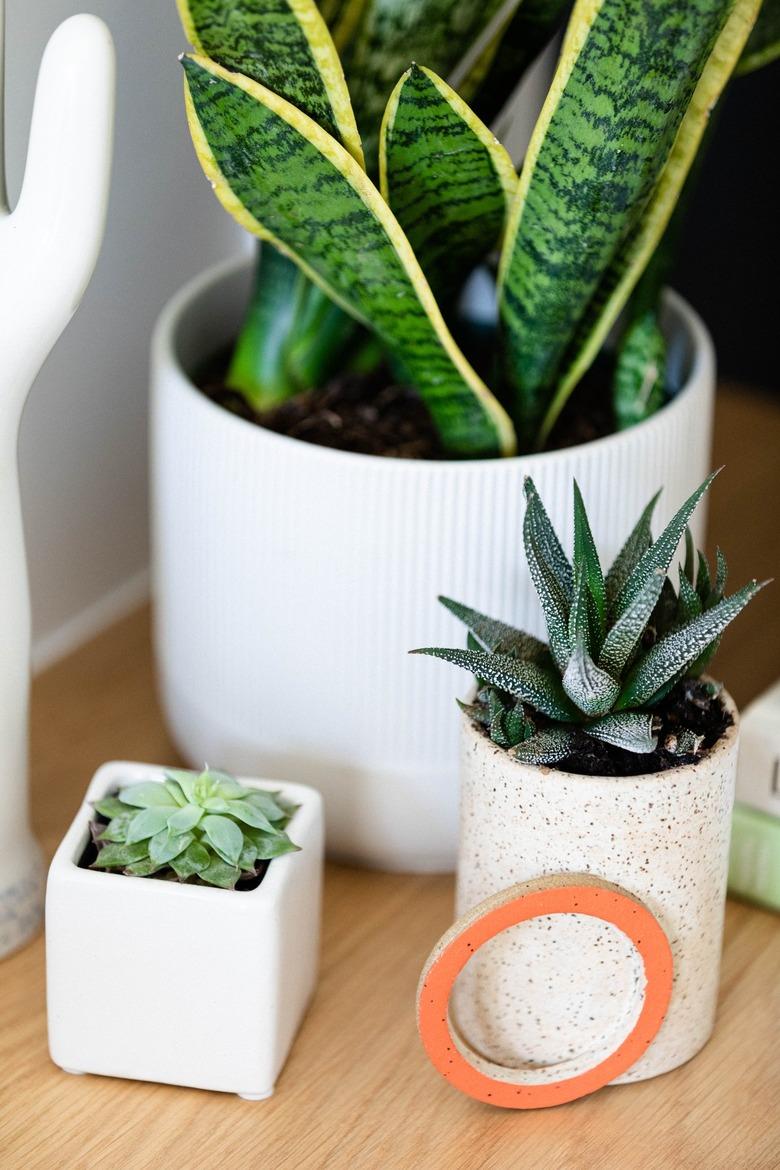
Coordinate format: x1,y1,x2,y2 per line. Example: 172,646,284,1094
453,695,739,1084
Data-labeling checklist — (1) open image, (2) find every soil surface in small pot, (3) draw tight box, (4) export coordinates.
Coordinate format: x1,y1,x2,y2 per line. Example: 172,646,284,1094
78,812,269,892
197,349,625,460
491,679,732,777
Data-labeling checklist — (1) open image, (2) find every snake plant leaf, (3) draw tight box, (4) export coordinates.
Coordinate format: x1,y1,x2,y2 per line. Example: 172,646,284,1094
534,0,763,445
176,0,365,165
617,579,766,709
498,0,762,448
604,489,660,609
563,636,620,717
346,0,507,168
183,55,515,457
379,65,516,299
573,480,606,635
512,727,576,765
615,471,719,616
599,568,665,677
612,308,667,432
585,711,657,753
737,0,780,72
464,0,573,125
438,595,549,660
410,647,577,720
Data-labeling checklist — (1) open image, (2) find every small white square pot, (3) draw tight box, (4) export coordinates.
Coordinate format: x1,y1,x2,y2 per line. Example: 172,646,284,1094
46,762,323,1098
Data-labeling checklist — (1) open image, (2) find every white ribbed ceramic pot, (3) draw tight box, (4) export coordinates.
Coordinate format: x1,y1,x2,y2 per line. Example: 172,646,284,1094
453,698,739,1084
150,256,715,872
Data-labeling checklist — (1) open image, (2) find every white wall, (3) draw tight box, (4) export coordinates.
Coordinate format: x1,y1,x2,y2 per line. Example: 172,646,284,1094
4,1,243,668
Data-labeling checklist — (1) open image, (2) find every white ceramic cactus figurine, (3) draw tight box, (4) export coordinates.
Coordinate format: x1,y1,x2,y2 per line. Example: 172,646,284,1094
0,6,114,958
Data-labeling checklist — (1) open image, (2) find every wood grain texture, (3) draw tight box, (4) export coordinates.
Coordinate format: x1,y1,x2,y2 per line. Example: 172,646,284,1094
0,386,778,1168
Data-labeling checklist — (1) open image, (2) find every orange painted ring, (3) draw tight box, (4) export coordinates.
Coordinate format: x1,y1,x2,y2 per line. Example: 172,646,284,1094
417,878,673,1109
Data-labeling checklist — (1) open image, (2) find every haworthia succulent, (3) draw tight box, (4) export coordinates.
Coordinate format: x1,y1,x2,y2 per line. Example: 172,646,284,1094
498,0,761,448
379,65,516,298
177,0,365,165
573,480,606,635
562,636,620,716
535,0,763,444
617,579,765,709
585,712,656,753
410,647,577,720
599,568,665,677
513,727,576,765
604,489,660,609
346,0,507,168
438,596,548,660
183,55,515,456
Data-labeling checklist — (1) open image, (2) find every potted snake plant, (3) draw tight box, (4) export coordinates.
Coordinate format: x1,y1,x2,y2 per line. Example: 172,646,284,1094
413,471,767,1085
46,762,323,1097
152,0,773,871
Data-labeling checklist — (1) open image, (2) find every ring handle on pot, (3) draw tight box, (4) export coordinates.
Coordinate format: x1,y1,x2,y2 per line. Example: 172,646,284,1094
417,874,673,1109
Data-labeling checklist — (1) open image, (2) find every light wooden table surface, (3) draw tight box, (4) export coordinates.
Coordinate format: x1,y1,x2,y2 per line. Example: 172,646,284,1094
1,387,779,1170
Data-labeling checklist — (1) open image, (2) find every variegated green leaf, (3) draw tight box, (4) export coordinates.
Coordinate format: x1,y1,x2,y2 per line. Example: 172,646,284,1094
604,489,660,609
498,0,761,448
615,471,719,616
677,564,703,624
696,550,712,604
148,830,196,865
513,727,576,765
177,0,365,164
737,0,780,72
182,55,515,457
199,856,242,888
410,647,577,720
535,0,762,444
612,308,667,432
346,0,506,167
171,841,212,879
585,712,657,753
562,636,620,717
617,579,765,708
599,567,665,677
438,595,548,660
568,562,592,654
379,65,516,298
573,480,606,634
93,795,132,820
524,478,573,596
92,841,152,869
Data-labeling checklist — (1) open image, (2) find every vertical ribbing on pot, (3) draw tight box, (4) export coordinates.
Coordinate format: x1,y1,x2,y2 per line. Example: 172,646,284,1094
453,703,739,1083
151,258,716,872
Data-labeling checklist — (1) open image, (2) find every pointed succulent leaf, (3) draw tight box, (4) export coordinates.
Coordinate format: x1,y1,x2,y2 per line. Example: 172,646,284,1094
125,858,167,877
246,789,292,822
585,712,657,754
696,550,712,605
202,796,231,813
512,727,576,766
617,580,765,709
563,637,620,718
519,0,763,447
224,800,275,832
148,830,196,865
573,481,606,635
171,841,212,879
167,803,205,834
176,0,365,165
163,779,189,807
118,782,178,810
125,807,174,844
198,856,242,889
665,727,705,756
438,595,548,660
714,548,728,599
524,478,573,597
238,840,259,871
411,647,577,720
379,64,516,298
504,701,533,747
683,527,696,584
605,490,660,609
98,814,135,843
677,565,703,625
253,831,301,860
457,698,490,726
568,561,592,655
615,472,719,616
182,55,515,458
213,774,249,799
165,769,198,802
92,841,151,869
200,814,244,865
599,568,665,678
93,795,132,820
487,690,510,747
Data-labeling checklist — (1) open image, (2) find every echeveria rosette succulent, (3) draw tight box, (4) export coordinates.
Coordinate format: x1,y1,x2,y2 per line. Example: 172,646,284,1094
90,768,299,889
412,472,767,767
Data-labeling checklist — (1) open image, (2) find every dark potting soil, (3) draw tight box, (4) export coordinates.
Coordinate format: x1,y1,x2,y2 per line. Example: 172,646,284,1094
78,810,269,892
197,348,621,460
505,679,733,777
